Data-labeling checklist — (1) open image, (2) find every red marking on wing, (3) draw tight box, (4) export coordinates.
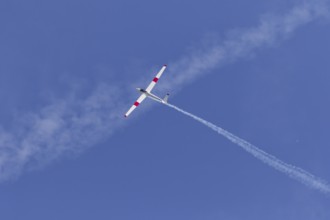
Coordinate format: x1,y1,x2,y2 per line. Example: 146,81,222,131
134,102,140,106
153,77,159,83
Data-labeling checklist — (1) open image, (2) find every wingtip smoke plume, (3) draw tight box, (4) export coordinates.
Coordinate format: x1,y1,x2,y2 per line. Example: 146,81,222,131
165,103,330,195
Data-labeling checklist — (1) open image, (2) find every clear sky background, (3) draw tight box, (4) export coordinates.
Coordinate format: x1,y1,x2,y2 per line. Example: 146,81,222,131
1,0,330,219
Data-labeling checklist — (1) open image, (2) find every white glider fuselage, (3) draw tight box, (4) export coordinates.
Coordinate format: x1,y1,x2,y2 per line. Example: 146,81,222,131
136,88,167,104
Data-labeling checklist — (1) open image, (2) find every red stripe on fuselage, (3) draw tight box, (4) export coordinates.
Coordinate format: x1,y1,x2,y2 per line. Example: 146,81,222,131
134,102,140,106
153,77,159,83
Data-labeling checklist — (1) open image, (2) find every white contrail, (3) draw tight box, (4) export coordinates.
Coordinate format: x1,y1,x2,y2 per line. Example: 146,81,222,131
158,0,330,94
165,103,330,194
0,83,127,181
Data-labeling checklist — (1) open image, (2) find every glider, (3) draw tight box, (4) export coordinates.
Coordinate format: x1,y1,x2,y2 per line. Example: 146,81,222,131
124,65,169,117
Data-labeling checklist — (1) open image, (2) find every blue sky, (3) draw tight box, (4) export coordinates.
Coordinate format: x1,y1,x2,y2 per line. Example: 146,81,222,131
1,0,330,219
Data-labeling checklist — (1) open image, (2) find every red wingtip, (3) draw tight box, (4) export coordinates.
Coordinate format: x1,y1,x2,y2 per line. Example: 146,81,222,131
163,64,167,67
124,115,127,118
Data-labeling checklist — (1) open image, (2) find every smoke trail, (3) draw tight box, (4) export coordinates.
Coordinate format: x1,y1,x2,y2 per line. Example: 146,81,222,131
165,103,330,194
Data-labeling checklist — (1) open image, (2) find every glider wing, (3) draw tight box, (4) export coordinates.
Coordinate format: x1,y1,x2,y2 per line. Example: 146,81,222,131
145,65,167,93
124,94,147,118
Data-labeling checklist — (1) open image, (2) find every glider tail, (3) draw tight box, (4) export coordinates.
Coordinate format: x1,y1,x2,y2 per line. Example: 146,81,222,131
163,93,170,103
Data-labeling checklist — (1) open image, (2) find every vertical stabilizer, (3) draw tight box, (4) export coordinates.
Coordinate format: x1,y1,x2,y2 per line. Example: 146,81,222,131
163,93,170,103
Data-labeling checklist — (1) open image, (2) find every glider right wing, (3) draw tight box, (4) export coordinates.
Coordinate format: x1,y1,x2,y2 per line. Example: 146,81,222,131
145,65,167,93
124,93,147,118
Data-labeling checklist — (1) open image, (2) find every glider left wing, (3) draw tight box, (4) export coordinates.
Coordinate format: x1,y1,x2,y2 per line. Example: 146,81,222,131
124,93,147,118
